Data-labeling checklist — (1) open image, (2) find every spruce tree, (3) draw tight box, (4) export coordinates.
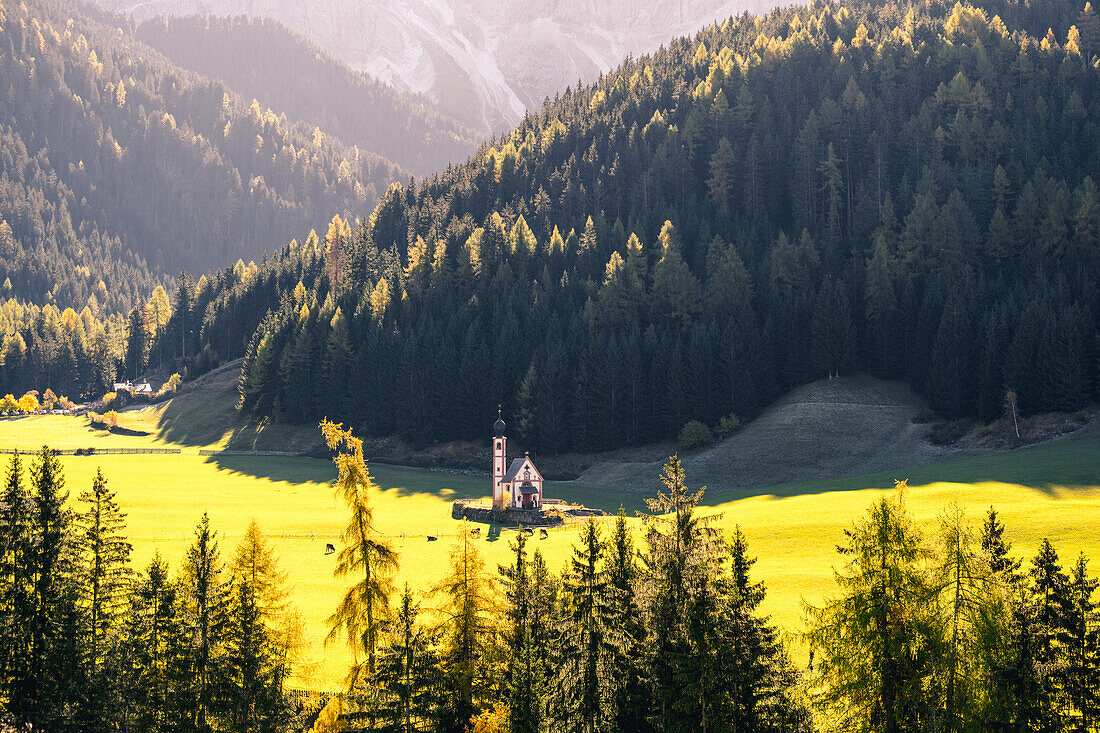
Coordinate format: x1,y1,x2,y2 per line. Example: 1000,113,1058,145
25,445,73,729
121,554,185,732
1062,552,1100,732
75,467,134,727
180,513,230,731
552,518,622,733
638,456,716,733
0,452,34,720
1029,539,1072,733
374,584,440,733
499,529,544,733
607,509,648,733
77,468,133,671
224,577,287,733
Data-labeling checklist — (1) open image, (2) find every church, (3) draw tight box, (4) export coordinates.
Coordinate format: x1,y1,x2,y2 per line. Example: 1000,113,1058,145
490,410,544,510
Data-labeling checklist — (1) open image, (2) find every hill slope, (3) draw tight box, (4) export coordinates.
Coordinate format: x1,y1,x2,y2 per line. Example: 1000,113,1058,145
578,374,984,495
170,0,1100,456
133,15,483,175
0,0,404,313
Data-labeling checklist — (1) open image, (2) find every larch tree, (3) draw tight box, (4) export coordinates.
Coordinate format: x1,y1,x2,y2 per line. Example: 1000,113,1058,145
322,418,399,683
805,496,939,733
231,520,302,676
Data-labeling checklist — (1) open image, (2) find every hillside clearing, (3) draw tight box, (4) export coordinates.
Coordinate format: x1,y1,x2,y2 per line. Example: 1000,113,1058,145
578,374,992,496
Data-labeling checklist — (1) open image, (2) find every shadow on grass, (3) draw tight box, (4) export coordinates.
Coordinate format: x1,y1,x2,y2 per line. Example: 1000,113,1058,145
557,422,1100,512
702,422,1100,503
203,455,335,486
153,361,321,454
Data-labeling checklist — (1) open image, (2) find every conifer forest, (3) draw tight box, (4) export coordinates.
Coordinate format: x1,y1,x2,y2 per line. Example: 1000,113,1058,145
2,0,1100,729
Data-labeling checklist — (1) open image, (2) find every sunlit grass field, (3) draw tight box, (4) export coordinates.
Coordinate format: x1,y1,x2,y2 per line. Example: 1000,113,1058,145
3,402,1099,690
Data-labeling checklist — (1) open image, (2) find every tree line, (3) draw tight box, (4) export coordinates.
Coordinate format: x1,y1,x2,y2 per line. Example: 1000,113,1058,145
0,447,302,731
309,424,1100,733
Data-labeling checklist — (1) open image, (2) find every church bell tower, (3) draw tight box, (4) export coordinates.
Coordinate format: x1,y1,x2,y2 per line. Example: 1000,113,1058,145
492,407,507,508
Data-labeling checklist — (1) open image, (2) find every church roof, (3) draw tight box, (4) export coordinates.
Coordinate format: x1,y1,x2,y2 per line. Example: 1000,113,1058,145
502,456,542,483
518,483,539,494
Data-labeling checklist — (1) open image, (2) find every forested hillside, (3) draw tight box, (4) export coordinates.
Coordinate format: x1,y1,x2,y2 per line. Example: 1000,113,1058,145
0,0,403,314
173,0,1098,454
7,0,1100,447
134,15,482,175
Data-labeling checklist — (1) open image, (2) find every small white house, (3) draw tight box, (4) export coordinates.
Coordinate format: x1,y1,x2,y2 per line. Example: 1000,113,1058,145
113,380,153,393
490,411,543,510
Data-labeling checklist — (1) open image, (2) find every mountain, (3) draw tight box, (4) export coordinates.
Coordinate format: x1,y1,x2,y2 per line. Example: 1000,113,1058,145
172,0,1098,456
87,0,778,133
133,15,483,175
0,0,408,314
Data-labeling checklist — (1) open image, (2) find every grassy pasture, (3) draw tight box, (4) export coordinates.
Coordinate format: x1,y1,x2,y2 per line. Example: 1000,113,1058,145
2,405,1099,690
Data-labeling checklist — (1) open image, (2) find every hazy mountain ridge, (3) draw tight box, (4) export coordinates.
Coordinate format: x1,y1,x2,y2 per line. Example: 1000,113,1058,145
0,0,405,311
90,0,776,132
134,15,484,175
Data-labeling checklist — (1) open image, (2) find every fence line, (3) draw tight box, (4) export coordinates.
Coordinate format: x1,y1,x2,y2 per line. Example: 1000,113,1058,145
197,449,303,457
0,447,180,456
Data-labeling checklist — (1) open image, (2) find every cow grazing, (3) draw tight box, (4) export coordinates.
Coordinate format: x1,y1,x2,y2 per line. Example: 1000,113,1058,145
427,535,438,542
540,528,548,539
324,543,336,555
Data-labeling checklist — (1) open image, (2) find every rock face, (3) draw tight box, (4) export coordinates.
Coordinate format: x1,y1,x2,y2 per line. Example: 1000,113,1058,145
92,0,773,133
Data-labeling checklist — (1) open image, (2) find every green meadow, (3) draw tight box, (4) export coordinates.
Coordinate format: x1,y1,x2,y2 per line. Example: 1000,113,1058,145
3,404,1099,690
